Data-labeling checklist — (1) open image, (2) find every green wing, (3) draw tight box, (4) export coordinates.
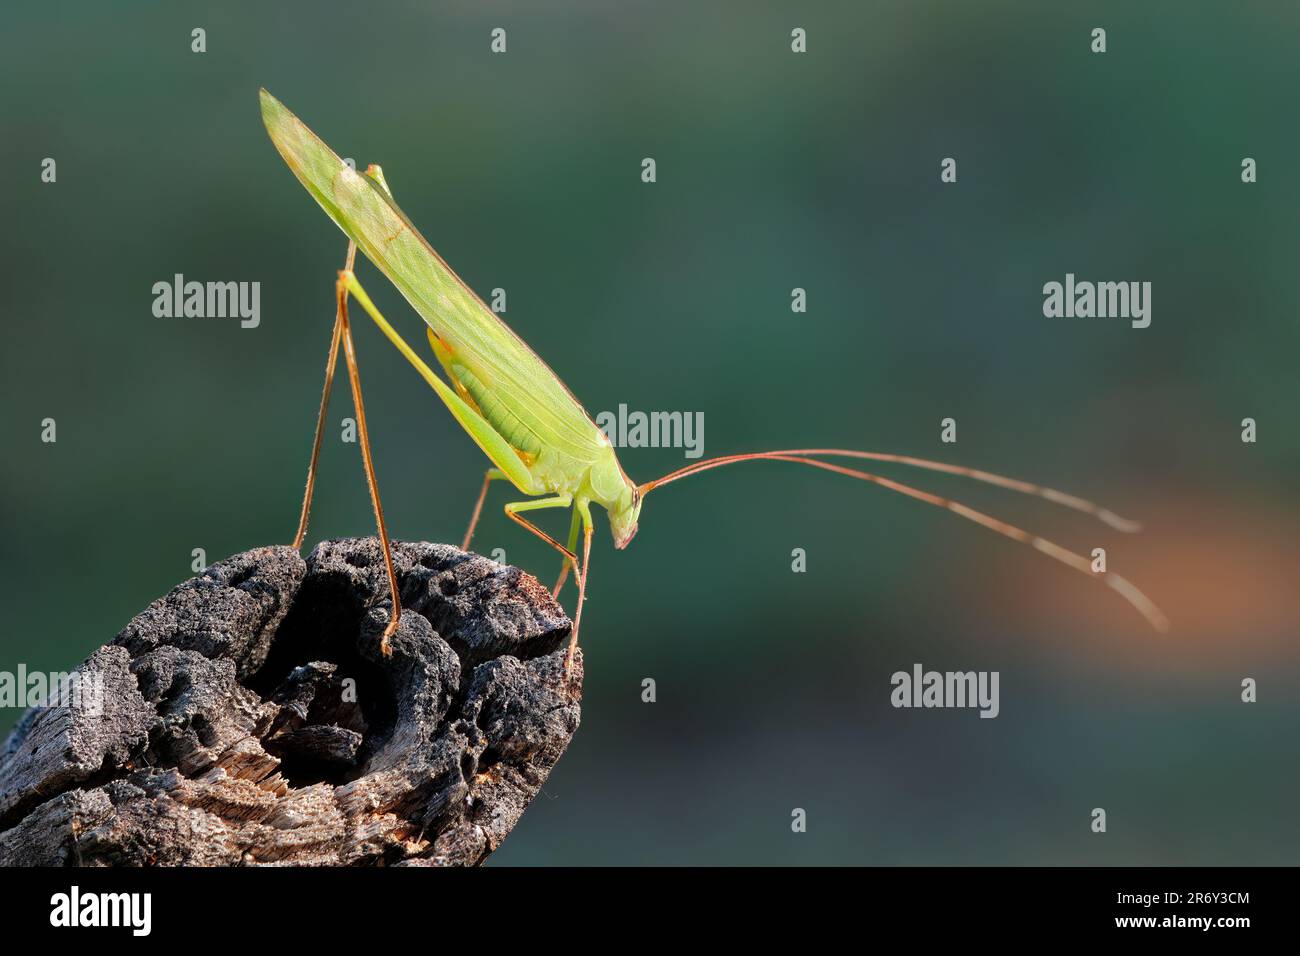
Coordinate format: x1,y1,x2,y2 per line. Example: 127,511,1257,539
259,89,605,467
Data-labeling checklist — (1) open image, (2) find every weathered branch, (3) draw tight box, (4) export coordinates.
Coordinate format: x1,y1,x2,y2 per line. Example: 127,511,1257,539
0,538,581,866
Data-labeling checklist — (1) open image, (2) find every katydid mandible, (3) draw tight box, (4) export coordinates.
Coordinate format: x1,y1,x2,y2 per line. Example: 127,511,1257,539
259,89,1168,672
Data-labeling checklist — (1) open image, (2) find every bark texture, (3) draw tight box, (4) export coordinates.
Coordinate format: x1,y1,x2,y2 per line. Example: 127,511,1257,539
0,538,580,866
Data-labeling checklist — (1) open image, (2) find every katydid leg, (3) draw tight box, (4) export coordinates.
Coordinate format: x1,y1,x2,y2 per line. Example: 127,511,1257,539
552,507,582,598
565,500,594,674
335,246,402,654
502,495,578,570
292,243,355,549
463,468,506,551
502,495,591,666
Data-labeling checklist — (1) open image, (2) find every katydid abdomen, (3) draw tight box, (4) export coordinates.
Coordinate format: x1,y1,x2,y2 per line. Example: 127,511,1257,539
450,362,545,460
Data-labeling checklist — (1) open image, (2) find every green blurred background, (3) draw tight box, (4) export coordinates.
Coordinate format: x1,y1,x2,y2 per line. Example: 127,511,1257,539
3,1,1298,864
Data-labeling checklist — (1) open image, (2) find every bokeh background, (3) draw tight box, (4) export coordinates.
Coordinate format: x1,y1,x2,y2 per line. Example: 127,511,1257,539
3,1,1297,864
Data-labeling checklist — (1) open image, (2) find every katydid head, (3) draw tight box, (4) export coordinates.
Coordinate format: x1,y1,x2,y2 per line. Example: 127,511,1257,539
588,450,643,548
608,482,642,549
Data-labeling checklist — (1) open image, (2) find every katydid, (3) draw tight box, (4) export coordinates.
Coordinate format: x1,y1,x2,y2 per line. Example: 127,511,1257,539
258,89,1168,671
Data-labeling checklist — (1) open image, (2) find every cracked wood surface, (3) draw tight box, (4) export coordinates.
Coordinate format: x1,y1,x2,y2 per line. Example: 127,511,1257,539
0,538,581,866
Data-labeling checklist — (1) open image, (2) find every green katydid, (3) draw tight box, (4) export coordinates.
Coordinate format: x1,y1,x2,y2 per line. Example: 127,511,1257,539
259,89,1168,671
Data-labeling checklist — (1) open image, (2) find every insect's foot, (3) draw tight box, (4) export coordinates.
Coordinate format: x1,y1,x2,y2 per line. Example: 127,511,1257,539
379,614,399,657
558,646,583,702
561,638,580,679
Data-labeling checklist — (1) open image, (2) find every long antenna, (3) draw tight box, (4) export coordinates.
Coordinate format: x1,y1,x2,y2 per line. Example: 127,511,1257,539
639,450,1167,632
644,448,1140,532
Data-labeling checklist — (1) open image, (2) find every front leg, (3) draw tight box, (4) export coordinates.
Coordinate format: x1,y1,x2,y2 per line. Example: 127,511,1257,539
502,495,577,570
502,496,591,671
552,507,582,598
565,500,595,675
